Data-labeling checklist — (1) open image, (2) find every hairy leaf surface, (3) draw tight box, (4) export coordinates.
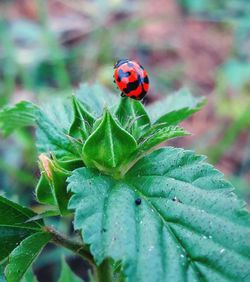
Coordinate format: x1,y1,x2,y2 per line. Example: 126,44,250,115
36,154,72,215
115,98,150,139
83,110,137,171
69,96,95,140
68,147,250,282
36,172,56,206
138,125,188,153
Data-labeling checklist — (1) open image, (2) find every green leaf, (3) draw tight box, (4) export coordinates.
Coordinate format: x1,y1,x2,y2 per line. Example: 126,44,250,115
82,109,137,173
41,96,74,133
22,269,38,282
0,101,81,159
5,232,52,282
147,88,206,125
36,110,82,159
69,96,95,140
68,147,250,282
0,196,43,261
36,154,72,215
25,210,60,223
0,102,38,137
115,98,151,139
53,158,83,172
0,266,6,282
76,83,118,118
58,259,83,282
137,125,188,153
36,172,56,206
49,166,71,216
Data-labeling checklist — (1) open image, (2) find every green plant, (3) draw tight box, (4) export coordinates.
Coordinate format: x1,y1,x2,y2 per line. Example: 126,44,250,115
0,83,249,282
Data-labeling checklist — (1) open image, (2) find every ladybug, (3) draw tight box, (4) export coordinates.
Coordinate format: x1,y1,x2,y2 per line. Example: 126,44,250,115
113,59,149,100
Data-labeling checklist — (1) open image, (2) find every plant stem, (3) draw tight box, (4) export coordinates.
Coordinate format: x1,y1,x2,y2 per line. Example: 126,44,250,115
96,259,113,282
45,226,113,281
44,226,95,266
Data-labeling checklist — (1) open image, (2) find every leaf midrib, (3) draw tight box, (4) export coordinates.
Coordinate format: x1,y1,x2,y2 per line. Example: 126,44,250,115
107,115,116,167
144,195,249,232
128,182,248,281
127,182,205,281
128,179,250,257
0,201,43,229
128,174,248,227
0,224,41,232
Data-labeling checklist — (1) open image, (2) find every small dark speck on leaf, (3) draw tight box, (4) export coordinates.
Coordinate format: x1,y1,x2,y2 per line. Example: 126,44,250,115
102,228,107,232
135,198,142,205
172,196,182,203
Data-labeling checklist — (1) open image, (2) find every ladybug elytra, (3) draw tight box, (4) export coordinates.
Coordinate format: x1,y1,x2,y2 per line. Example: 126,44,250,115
113,59,149,100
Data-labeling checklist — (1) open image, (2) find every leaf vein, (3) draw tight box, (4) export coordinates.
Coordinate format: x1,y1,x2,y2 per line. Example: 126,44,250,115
128,183,206,282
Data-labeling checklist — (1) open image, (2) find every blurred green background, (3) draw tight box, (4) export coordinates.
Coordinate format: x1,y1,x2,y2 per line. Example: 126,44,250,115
0,0,250,281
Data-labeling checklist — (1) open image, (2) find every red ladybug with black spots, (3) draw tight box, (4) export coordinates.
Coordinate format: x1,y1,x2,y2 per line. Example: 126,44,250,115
113,59,149,100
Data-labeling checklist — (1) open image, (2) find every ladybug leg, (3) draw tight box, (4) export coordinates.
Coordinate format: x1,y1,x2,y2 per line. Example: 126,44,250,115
120,92,126,97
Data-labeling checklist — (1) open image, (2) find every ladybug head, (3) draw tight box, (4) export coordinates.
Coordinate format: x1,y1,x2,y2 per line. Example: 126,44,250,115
114,59,129,69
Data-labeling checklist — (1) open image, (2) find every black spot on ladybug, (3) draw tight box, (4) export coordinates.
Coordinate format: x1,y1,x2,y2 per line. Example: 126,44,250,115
144,76,149,84
123,79,140,94
135,198,142,205
138,90,147,100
